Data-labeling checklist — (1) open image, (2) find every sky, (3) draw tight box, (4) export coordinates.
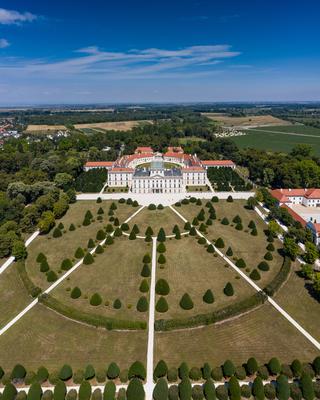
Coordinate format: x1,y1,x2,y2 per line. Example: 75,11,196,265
0,0,320,105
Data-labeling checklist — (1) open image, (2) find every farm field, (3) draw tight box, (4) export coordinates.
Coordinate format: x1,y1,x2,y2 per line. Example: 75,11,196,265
232,125,320,155
25,200,138,290
155,235,255,320
129,207,185,236
26,124,66,132
155,302,319,367
0,303,147,370
174,200,284,288
74,120,152,131
203,113,290,127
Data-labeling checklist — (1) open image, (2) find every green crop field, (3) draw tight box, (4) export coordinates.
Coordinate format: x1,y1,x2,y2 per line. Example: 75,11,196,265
232,124,320,155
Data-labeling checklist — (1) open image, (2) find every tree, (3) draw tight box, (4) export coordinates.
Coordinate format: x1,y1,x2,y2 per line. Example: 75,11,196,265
90,293,102,306
139,279,149,293
250,269,261,281
87,238,95,248
53,381,66,400
268,220,281,237
203,379,216,400
79,381,92,400
300,372,315,400
227,195,233,202
132,224,139,234
290,359,302,377
52,227,62,238
158,254,166,264
223,282,234,296
235,258,246,268
304,241,319,264
143,254,151,263
203,289,214,304
223,360,235,377
246,357,258,375
154,360,168,379
75,247,84,259
38,211,55,234
313,356,320,375
59,364,73,381
126,378,145,400
228,376,241,400
155,297,168,313
180,293,194,310
179,378,192,400
103,381,116,400
71,287,81,299
221,217,229,225
207,244,215,253
283,237,299,260
141,264,151,277
83,252,94,265
27,382,42,400
157,242,166,253
215,238,225,248
157,228,166,242
96,230,106,241
137,296,148,312
153,378,168,400
47,270,58,282
268,358,281,375
36,366,49,383
252,377,264,400
12,240,28,260
107,362,120,380
128,361,146,380
113,298,121,309
2,383,17,400
155,279,170,295
258,261,270,271
276,375,290,400
145,226,154,236
11,364,26,380
61,258,72,271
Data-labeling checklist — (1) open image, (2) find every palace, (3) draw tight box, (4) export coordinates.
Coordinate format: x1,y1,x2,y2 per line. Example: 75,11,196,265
85,146,235,194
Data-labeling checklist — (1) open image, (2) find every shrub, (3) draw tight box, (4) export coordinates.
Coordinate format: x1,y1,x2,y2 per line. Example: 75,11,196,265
221,217,229,225
251,228,258,236
189,227,197,236
79,381,92,400
145,226,154,236
40,260,50,273
276,375,290,400
207,244,215,253
167,367,178,382
61,258,72,271
91,389,101,400
157,228,166,242
223,282,234,296
241,385,252,399
223,360,235,377
201,363,212,380
53,381,66,400
96,369,105,383
95,245,104,254
203,289,214,304
257,366,269,380
143,254,151,263
120,223,129,231
211,367,223,381
258,261,270,271
235,366,246,380
141,264,151,277
157,204,164,210
192,385,204,400
90,293,102,306
227,195,233,202
179,378,192,400
106,362,120,380
312,356,320,375
264,383,276,400
156,297,169,313
75,247,85,259
268,357,281,375
300,372,315,400
203,379,216,400
235,258,246,268
96,230,106,241
84,364,95,380
153,378,168,400
36,366,49,383
27,383,42,400
250,269,261,281
290,359,302,377
252,376,264,400
155,279,170,295
158,254,166,264
139,279,149,293
179,363,189,380
52,228,62,238
189,367,202,381
137,296,148,312
17,392,27,400
169,385,179,400
83,253,94,265
226,247,233,257
106,224,113,233
59,364,73,381
73,369,84,384
113,298,122,309
228,376,241,400
2,383,17,400
47,270,58,282
235,223,243,231
290,384,302,400
157,242,166,253
36,253,46,263
128,361,146,380
127,378,145,400
103,381,116,400
216,385,228,400
267,243,275,252
215,238,225,248
24,371,36,385
154,360,168,379
180,293,194,310
48,371,60,385
264,252,273,261
105,235,114,245
246,357,258,375
281,364,293,379
71,287,81,299
148,203,156,210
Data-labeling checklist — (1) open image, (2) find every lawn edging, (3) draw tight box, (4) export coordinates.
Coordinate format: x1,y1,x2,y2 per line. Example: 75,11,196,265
16,261,42,298
263,256,292,297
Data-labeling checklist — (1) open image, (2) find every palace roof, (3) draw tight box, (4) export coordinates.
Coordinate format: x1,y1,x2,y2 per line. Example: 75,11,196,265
271,188,320,202
202,160,235,167
85,161,114,167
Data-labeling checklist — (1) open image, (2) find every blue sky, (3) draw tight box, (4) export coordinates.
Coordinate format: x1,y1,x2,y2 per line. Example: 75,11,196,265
0,0,320,105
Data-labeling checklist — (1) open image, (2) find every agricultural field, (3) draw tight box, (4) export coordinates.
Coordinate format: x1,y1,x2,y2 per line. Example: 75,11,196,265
232,124,320,155
74,120,152,131
25,124,67,132
203,113,290,128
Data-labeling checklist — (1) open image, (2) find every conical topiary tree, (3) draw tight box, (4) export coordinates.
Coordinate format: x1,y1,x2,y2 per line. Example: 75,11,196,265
105,235,114,245
129,231,136,240
226,247,233,257
258,261,269,271
40,260,50,273
155,279,170,295
113,299,122,309
199,223,207,232
96,230,106,241
145,234,152,242
113,227,122,237
71,286,81,299
143,254,151,263
53,228,62,238
266,243,275,252
90,293,102,306
36,253,47,263
158,254,166,264
248,220,256,229
172,225,180,235
233,215,241,224
136,296,148,312
75,247,84,259
236,258,246,268
105,224,113,233
132,224,139,234
141,264,151,277
155,297,169,313
87,238,95,249
61,258,72,271
250,269,261,281
189,227,197,236
47,270,58,282
139,279,149,293
157,228,166,242
154,360,168,379
184,222,191,230
180,293,194,310
221,217,229,225
192,217,199,226
215,238,225,248
235,223,243,231
83,253,94,265
224,282,234,296
107,362,120,380
97,207,104,215
264,252,273,261
120,223,129,231
95,244,104,254
203,289,214,304
145,226,153,236
207,244,215,253
251,228,258,236
157,243,166,253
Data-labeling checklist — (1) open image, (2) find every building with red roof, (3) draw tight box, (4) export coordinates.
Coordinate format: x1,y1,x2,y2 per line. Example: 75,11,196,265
270,188,320,207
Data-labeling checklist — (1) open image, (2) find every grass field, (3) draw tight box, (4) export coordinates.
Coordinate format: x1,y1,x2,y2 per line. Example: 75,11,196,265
203,113,290,127
74,120,152,131
178,136,206,144
26,201,137,290
156,236,254,319
232,125,320,155
51,236,151,321
174,200,284,288
0,304,147,370
26,124,66,132
155,303,319,367
129,207,185,236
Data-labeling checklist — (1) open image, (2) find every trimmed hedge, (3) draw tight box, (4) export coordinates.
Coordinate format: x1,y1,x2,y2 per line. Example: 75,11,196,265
83,253,94,265
264,257,291,296
107,362,120,380
203,289,214,304
17,262,42,297
128,361,146,380
223,282,234,296
38,294,146,330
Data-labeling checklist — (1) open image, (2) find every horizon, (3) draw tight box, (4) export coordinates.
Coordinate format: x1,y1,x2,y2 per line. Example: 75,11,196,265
1,0,320,105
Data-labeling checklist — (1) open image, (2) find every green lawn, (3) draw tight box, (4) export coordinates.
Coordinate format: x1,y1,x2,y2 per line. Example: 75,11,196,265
26,200,136,290
175,200,284,288
232,125,320,155
156,235,255,320
0,264,31,327
155,303,319,367
51,236,151,321
129,207,185,236
0,304,147,371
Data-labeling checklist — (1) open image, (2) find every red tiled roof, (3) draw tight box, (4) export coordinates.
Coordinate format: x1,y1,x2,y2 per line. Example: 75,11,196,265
109,167,134,172
164,152,185,158
167,146,184,153
271,188,320,202
305,189,320,199
85,161,114,167
313,223,320,233
182,166,205,171
281,205,307,227
202,160,235,166
135,147,153,153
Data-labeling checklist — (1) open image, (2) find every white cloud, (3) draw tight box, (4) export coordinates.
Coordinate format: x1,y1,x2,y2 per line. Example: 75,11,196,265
0,8,37,24
0,38,10,48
